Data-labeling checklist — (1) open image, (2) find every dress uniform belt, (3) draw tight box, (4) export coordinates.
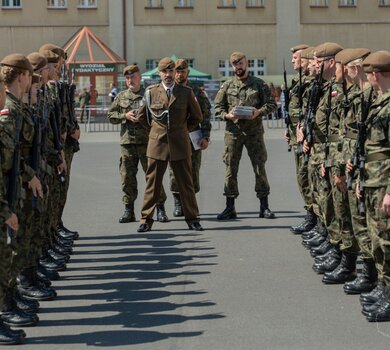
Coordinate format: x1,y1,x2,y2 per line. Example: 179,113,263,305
366,151,390,163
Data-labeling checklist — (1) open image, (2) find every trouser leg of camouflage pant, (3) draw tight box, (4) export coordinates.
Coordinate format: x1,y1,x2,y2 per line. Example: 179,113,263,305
223,133,244,198
170,147,201,194
295,148,314,212
365,187,390,286
312,163,338,241
121,144,166,205
57,144,75,223
0,234,14,309
330,167,359,253
308,159,323,222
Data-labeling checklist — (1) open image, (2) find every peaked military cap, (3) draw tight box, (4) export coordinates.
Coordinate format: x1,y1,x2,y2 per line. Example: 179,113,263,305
158,57,175,71
175,59,188,70
27,52,48,71
314,42,343,58
290,44,309,53
0,53,33,74
123,64,139,76
230,51,246,64
39,43,65,63
363,50,390,73
335,48,371,65
300,46,315,60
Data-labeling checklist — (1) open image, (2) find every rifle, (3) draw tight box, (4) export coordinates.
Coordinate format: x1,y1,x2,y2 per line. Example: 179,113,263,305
283,59,292,152
304,64,324,164
31,87,42,208
323,81,333,189
297,65,304,155
6,112,22,245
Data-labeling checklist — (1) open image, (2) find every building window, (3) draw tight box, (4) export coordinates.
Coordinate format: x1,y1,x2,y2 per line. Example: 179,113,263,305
145,0,163,8
1,0,21,8
185,58,194,68
379,0,390,5
47,0,67,8
246,0,264,7
339,0,356,6
176,0,193,7
310,0,328,7
146,59,159,70
218,0,236,8
78,0,97,8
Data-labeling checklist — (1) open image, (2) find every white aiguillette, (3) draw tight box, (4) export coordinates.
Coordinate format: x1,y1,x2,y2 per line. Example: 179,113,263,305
189,129,203,150
231,106,255,119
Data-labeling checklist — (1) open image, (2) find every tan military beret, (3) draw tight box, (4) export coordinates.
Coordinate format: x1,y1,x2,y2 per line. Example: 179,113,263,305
158,57,175,71
39,43,65,63
27,52,48,71
314,42,344,58
230,51,246,64
290,44,309,53
300,46,315,60
31,73,41,84
123,64,139,76
363,50,390,73
335,48,371,65
0,53,33,74
175,59,188,70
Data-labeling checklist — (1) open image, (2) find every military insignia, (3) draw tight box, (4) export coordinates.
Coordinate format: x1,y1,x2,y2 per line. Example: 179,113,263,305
0,108,9,115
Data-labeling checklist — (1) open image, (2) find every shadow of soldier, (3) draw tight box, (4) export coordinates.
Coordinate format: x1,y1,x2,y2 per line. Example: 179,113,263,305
28,231,225,346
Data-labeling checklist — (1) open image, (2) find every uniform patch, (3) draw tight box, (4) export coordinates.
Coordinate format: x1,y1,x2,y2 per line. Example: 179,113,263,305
0,108,9,115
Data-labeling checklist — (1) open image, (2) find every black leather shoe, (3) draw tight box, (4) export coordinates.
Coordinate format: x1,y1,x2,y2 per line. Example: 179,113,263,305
0,323,23,345
156,203,169,223
14,294,39,314
259,208,275,219
1,309,39,327
18,286,56,302
310,239,333,257
312,254,341,274
217,206,237,220
58,223,79,240
322,254,357,284
49,248,70,263
57,228,76,241
188,223,204,231
360,284,385,305
344,259,377,295
303,233,326,249
302,223,327,240
37,265,60,281
314,247,340,263
290,212,316,234
2,323,26,339
365,297,390,322
173,193,183,217
137,224,151,233
119,204,136,223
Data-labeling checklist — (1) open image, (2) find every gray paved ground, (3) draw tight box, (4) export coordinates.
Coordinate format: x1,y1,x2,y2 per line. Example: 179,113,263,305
13,122,390,349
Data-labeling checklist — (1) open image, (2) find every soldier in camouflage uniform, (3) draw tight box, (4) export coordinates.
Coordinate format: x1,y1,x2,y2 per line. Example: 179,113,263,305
358,51,390,322
108,64,168,223
214,52,277,220
0,70,26,345
169,59,211,217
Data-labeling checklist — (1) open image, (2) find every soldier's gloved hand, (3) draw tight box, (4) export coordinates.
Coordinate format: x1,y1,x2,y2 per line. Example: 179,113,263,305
382,193,390,216
28,175,44,199
125,110,140,123
334,175,347,193
345,159,354,174
5,213,18,231
199,138,209,150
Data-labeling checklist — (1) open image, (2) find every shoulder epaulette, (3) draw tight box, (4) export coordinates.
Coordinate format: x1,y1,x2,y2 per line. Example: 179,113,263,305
146,83,159,90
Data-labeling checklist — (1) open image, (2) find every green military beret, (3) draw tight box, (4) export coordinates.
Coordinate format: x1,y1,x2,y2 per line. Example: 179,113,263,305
123,64,139,76
363,50,390,73
175,58,188,70
335,48,371,65
0,53,33,74
290,44,309,53
300,46,315,60
27,52,48,71
39,43,65,63
314,42,344,58
230,51,246,64
158,57,175,71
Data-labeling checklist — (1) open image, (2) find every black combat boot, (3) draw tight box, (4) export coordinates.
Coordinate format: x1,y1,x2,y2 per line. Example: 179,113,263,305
302,222,326,240
0,321,23,345
173,193,183,217
314,246,340,263
259,196,275,219
58,222,79,240
344,259,377,295
290,210,317,234
312,248,342,274
360,282,385,306
119,203,135,223
302,232,327,249
17,268,56,301
217,197,237,220
310,238,333,257
156,203,169,222
365,287,390,321
14,292,40,313
322,252,357,284
37,265,60,281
